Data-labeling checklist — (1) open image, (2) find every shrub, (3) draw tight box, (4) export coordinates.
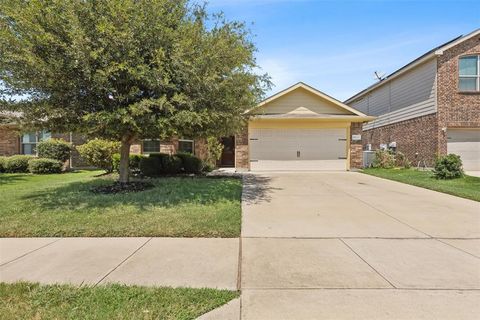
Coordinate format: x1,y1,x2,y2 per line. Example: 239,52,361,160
139,154,162,177
28,158,62,174
176,152,202,174
112,153,146,173
372,150,395,169
4,155,35,173
201,161,215,173
139,153,183,177
76,139,120,172
433,154,464,179
160,155,182,174
395,152,411,169
0,156,6,172
205,137,223,167
37,139,72,162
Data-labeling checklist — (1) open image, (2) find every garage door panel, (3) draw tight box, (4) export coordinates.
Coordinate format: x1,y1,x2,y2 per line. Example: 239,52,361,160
447,129,480,171
250,128,347,171
250,160,345,171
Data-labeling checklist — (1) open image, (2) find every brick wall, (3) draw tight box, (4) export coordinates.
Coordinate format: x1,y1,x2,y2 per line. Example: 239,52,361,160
130,137,208,161
0,125,20,156
350,122,363,169
235,126,249,170
194,138,208,161
363,114,439,166
436,34,480,155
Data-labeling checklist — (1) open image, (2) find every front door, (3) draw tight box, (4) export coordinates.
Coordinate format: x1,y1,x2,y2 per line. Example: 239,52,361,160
219,136,235,167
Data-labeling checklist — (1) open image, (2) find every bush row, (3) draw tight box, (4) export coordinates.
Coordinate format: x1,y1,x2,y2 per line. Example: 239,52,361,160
139,152,203,177
0,155,62,174
112,154,145,173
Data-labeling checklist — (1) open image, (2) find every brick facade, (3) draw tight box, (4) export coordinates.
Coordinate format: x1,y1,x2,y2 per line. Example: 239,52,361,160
436,34,480,155
0,126,208,168
363,114,439,165
130,137,208,161
350,122,363,169
235,126,249,171
0,125,20,156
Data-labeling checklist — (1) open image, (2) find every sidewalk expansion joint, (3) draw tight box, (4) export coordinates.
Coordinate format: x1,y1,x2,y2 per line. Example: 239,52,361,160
0,238,62,267
94,237,152,286
435,238,480,259
240,287,480,291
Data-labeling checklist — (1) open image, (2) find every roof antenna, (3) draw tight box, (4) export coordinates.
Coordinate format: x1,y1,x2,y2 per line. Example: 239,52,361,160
374,71,386,81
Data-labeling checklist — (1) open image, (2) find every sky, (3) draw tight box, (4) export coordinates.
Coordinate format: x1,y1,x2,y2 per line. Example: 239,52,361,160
207,0,480,101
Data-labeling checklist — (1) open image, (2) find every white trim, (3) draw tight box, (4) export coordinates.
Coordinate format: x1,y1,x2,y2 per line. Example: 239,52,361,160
458,55,480,92
435,28,480,55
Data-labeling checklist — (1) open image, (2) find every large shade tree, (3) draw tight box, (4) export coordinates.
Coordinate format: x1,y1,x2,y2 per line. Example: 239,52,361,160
0,0,269,182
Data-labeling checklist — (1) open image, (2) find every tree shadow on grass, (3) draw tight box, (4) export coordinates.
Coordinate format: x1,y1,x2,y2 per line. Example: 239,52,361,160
21,176,243,213
0,174,30,185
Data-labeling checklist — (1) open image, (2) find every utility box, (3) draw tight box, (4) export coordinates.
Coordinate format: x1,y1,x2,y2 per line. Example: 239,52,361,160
363,150,375,168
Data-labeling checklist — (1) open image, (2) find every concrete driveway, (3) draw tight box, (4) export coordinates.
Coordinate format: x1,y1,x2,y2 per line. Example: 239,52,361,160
241,172,480,319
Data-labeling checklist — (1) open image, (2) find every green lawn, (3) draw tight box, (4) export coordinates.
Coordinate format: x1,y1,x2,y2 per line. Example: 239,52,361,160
0,282,239,320
362,168,480,202
0,171,242,237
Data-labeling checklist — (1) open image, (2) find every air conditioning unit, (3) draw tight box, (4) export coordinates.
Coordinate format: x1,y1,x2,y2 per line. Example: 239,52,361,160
365,144,372,151
389,141,397,148
380,143,388,150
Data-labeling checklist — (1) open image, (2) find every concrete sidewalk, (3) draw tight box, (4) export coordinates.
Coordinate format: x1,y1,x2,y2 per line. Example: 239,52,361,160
0,237,239,290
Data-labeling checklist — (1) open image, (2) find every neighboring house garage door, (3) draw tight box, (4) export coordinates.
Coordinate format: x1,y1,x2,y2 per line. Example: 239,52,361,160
249,128,347,171
447,129,480,171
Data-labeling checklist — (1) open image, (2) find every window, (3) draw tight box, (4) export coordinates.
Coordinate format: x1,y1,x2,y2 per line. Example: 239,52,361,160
178,139,194,154
459,55,480,91
142,140,160,153
21,130,51,155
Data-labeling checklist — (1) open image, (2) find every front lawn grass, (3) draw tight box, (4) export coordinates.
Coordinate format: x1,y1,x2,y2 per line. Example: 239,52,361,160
0,171,242,237
0,282,239,320
362,168,480,202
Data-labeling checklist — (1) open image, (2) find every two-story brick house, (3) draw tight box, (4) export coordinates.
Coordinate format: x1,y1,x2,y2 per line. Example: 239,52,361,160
346,29,480,171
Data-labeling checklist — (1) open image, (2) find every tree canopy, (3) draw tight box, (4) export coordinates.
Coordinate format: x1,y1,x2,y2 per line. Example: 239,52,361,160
0,0,269,182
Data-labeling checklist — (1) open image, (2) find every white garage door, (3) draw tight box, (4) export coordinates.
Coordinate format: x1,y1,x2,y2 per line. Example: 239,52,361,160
447,129,480,171
249,128,347,171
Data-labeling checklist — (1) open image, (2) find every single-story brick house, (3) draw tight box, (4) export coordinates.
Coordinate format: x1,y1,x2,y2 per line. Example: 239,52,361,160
345,28,480,170
0,82,374,171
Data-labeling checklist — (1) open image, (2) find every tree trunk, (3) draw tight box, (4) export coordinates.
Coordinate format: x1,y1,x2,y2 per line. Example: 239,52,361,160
118,139,131,184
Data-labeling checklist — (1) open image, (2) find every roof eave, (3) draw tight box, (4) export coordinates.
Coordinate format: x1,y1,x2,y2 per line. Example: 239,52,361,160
250,115,376,122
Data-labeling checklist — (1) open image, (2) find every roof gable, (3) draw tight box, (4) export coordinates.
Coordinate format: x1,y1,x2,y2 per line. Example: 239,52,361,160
250,82,367,117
